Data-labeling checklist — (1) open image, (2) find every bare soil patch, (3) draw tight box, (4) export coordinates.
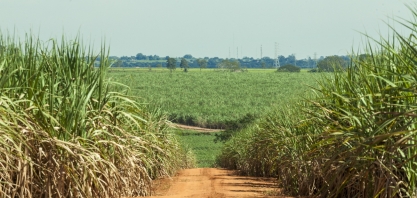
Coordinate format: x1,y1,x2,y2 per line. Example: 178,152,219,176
172,123,224,133
145,168,291,198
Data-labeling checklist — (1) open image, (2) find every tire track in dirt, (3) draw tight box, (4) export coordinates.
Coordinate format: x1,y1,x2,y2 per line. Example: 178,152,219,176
146,168,290,198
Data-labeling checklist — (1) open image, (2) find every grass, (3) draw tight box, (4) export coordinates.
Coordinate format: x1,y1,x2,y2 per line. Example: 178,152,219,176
175,129,223,167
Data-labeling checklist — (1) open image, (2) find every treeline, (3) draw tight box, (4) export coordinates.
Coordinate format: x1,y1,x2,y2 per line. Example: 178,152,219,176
109,53,351,69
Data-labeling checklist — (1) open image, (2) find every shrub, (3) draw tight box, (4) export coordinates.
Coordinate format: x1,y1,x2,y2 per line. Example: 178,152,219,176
277,64,301,72
317,55,347,72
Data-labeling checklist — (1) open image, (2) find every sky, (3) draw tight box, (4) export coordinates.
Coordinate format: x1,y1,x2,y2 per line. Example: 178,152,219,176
1,0,416,59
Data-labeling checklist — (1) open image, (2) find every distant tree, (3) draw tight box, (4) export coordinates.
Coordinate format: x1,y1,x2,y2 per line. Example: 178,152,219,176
358,54,372,62
183,54,193,59
156,63,162,69
261,57,274,67
277,64,301,72
180,58,189,72
120,56,131,61
217,59,240,71
287,54,296,65
166,57,176,72
135,53,147,60
147,55,160,60
113,60,123,68
208,57,220,68
317,55,346,72
197,58,208,71
261,61,266,69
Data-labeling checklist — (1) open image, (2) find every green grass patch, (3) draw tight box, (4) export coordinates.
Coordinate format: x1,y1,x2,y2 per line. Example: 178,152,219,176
175,130,223,168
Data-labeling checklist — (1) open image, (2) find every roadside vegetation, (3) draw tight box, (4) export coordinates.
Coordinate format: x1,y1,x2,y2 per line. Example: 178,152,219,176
0,34,194,197
175,130,223,168
218,6,417,197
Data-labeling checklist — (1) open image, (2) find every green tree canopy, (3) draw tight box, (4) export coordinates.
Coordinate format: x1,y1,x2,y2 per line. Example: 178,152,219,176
183,54,193,59
197,58,207,71
135,53,147,60
217,59,240,71
180,58,189,72
317,55,346,72
261,61,266,69
277,64,301,72
166,57,176,72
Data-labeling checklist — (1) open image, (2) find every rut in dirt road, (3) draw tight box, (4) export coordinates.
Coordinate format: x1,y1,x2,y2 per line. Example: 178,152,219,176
147,168,289,198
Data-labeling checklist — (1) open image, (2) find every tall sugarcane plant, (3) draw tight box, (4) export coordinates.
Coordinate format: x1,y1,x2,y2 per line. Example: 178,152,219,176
218,5,417,197
0,33,194,197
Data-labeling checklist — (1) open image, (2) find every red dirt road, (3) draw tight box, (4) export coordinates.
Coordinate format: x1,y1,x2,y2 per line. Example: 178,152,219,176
147,168,289,198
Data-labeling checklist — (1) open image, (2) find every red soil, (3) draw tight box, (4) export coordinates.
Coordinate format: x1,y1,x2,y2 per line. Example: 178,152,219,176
146,168,292,198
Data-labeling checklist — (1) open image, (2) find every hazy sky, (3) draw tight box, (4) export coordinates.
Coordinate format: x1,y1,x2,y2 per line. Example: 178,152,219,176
1,0,415,59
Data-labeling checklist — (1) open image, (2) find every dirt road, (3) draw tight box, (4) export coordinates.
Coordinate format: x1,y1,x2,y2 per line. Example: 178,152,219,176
171,123,223,133
147,168,288,198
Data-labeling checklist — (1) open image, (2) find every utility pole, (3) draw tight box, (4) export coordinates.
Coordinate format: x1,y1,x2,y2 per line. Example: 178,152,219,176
314,52,317,68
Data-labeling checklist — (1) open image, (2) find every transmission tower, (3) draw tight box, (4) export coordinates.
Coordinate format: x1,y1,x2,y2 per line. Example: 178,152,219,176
274,43,277,68
260,45,263,59
274,42,281,69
